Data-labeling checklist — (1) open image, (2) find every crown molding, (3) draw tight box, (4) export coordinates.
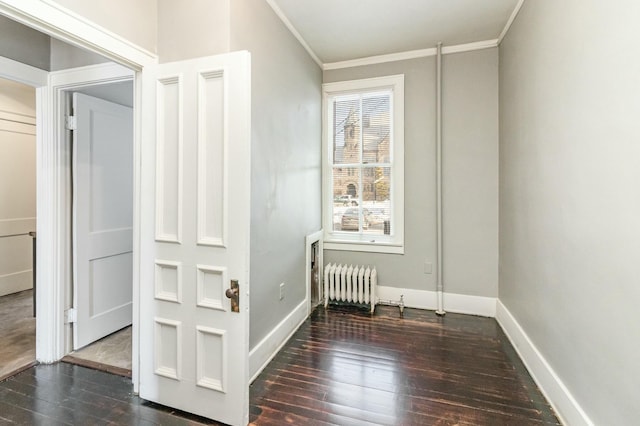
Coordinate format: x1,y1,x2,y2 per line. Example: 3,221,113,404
498,0,525,44
323,39,499,71
265,0,323,68
267,0,520,70
442,39,499,55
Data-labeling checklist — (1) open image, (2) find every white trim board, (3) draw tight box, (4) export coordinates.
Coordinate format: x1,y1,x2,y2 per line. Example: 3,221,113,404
249,299,308,383
0,110,36,126
323,39,499,71
496,301,594,426
0,56,47,87
377,286,497,317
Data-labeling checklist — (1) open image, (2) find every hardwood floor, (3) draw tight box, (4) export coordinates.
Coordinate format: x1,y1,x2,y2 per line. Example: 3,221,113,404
0,289,36,381
0,305,559,425
0,363,218,425
250,305,559,425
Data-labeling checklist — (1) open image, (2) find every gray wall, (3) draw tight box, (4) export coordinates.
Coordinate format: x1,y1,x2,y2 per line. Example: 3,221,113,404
499,1,640,423
0,15,50,70
323,48,498,298
50,38,108,71
442,50,499,297
230,0,322,349
0,15,110,71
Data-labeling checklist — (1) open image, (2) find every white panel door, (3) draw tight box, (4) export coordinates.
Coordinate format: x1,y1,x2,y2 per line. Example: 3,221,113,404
73,93,133,350
139,52,251,425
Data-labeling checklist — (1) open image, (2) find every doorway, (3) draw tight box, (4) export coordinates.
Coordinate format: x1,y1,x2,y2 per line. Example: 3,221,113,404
0,12,138,380
0,66,136,378
63,81,135,376
0,77,37,380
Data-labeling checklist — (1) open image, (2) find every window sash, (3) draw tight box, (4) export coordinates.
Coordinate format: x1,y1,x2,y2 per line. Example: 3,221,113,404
322,75,404,254
329,90,393,236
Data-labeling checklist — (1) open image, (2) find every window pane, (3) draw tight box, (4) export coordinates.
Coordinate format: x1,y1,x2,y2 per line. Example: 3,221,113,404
363,167,391,236
332,167,360,232
362,94,391,164
333,97,360,165
324,75,403,250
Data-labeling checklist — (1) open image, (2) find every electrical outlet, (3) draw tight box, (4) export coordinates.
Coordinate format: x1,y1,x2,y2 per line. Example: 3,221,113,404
279,282,285,300
424,261,433,274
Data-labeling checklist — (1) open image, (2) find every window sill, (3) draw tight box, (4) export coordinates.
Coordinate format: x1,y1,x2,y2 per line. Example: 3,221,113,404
324,240,404,255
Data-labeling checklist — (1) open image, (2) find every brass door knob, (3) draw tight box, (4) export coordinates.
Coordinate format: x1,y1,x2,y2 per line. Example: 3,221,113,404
226,280,240,313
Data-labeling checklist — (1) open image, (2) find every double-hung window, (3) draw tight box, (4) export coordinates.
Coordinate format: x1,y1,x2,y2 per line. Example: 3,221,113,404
322,74,404,254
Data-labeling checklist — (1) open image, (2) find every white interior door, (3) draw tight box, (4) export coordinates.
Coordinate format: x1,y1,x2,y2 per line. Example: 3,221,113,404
73,92,133,350
139,52,251,425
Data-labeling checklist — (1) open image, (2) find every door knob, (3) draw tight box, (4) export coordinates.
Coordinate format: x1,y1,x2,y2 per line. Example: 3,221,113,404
225,280,240,313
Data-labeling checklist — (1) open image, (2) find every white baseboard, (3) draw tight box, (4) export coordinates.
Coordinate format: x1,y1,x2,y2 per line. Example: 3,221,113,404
377,286,497,317
249,299,308,383
0,269,33,297
496,301,593,426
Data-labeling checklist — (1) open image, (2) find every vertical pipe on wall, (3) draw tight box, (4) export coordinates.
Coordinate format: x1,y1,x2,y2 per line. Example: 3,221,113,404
435,42,445,316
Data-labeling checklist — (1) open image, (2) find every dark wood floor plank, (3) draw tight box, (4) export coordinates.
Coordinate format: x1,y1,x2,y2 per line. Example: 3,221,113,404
249,305,559,425
0,399,70,426
0,365,221,426
0,305,558,425
0,387,110,425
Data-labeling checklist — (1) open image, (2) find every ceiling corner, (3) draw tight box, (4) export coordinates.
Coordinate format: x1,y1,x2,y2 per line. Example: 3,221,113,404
264,0,324,68
498,0,525,44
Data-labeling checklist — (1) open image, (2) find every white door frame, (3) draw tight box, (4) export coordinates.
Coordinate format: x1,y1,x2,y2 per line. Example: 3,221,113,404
0,0,156,393
50,64,134,353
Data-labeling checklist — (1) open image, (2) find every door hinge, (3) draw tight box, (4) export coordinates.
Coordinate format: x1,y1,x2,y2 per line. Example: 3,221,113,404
65,308,77,324
65,115,77,131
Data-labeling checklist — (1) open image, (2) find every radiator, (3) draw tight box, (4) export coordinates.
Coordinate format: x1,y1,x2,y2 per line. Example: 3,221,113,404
324,263,377,313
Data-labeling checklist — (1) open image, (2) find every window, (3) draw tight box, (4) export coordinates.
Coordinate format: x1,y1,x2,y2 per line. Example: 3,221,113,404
322,75,404,254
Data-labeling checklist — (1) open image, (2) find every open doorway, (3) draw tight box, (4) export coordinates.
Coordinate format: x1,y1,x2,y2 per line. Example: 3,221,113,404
62,80,134,377
0,77,37,380
0,14,136,380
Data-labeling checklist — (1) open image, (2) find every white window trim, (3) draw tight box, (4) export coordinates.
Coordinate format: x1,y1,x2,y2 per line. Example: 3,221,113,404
322,74,404,254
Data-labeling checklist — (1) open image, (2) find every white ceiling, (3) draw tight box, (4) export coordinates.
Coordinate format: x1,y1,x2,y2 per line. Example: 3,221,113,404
270,0,521,64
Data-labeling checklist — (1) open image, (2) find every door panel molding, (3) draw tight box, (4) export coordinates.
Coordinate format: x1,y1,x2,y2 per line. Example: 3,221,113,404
197,69,227,248
139,52,251,426
155,75,183,243
154,260,182,304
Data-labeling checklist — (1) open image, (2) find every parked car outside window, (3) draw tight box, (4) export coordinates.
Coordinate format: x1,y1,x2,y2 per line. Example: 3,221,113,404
341,207,372,230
